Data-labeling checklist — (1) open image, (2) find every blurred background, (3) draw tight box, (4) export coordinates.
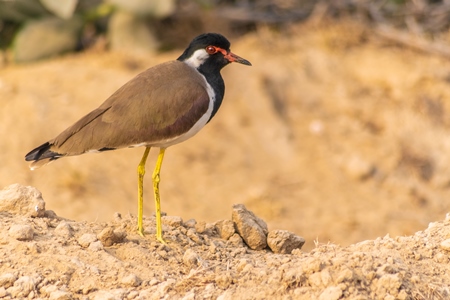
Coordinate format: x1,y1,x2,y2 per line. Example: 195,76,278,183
2,0,450,250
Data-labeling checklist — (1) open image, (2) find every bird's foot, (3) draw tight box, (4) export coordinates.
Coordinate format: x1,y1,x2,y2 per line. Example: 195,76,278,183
156,234,167,245
137,227,145,237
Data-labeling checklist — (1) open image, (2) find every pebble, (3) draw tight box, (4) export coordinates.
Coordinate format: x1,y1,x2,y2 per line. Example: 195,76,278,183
121,274,141,287
183,219,197,228
183,249,200,268
215,272,232,289
149,278,159,286
0,273,17,288
8,275,41,298
227,233,245,248
44,210,58,219
49,290,73,300
186,228,201,244
439,239,450,251
215,219,235,240
97,227,126,246
54,221,74,237
93,290,123,300
342,155,374,180
376,274,402,296
78,233,98,248
232,204,268,250
319,286,343,300
9,224,34,241
0,184,46,217
267,230,305,254
162,216,183,227
113,212,122,221
127,290,139,299
89,241,104,252
195,221,207,234
336,267,354,283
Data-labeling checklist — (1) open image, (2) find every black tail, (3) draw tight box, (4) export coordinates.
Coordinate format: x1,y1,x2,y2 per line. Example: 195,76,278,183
25,142,61,169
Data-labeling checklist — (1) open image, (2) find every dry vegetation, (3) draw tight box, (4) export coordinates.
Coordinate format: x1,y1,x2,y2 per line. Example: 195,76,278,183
1,21,450,298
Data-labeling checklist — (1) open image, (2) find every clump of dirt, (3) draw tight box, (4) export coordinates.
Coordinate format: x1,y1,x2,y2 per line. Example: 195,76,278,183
1,183,449,299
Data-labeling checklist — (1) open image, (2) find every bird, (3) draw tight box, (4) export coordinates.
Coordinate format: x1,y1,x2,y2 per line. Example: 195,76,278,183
25,33,251,243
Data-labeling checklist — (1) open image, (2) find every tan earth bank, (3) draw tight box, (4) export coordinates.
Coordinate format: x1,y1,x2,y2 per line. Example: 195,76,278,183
1,183,450,299
2,21,450,298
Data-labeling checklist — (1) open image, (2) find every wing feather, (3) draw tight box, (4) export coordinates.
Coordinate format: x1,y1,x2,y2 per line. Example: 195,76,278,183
50,61,210,155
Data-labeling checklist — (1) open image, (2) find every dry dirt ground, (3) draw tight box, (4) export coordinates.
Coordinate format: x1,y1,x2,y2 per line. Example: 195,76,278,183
1,21,450,298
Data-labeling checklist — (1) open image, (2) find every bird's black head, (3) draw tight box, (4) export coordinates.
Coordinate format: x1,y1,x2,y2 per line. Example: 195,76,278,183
178,33,251,73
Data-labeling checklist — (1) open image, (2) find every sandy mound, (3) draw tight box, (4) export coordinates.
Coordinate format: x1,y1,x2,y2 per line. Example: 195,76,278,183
0,183,449,299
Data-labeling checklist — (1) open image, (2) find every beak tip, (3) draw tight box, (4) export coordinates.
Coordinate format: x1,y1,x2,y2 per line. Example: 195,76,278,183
237,59,252,66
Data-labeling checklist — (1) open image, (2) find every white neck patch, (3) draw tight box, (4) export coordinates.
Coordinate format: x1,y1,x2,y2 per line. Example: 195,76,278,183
184,49,209,69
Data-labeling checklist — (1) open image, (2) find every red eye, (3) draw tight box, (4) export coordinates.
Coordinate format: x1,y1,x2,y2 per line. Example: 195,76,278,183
206,46,216,54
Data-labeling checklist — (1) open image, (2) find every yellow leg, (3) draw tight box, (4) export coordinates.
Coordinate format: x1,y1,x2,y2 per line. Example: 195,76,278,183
137,147,151,237
153,148,166,243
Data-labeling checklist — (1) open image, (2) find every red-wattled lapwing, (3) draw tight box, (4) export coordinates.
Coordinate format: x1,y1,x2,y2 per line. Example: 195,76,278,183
25,33,251,243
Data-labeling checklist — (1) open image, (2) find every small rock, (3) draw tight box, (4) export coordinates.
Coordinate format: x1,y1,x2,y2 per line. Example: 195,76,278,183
215,219,235,240
184,219,197,228
0,273,17,288
335,267,353,283
78,233,97,248
0,184,45,217
40,284,58,297
0,287,6,297
9,224,34,241
89,241,104,252
113,212,122,221
267,230,305,254
13,17,83,62
215,272,232,289
236,259,252,272
107,11,159,55
121,274,141,287
183,249,200,269
44,210,58,218
204,222,218,236
8,275,41,298
49,290,73,300
162,216,183,228
319,286,343,300
440,239,450,251
54,221,74,237
149,278,159,286
195,221,206,234
186,228,201,244
308,272,323,287
93,289,127,300
227,233,245,248
291,248,303,256
81,282,97,295
342,155,374,180
376,274,402,296
127,290,139,299
97,227,126,246
232,204,268,250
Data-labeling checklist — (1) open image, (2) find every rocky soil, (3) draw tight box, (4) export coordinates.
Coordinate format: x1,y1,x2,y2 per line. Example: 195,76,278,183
1,184,450,299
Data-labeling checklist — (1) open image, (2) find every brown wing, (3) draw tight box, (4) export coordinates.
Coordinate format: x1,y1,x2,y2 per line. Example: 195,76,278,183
50,61,210,155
